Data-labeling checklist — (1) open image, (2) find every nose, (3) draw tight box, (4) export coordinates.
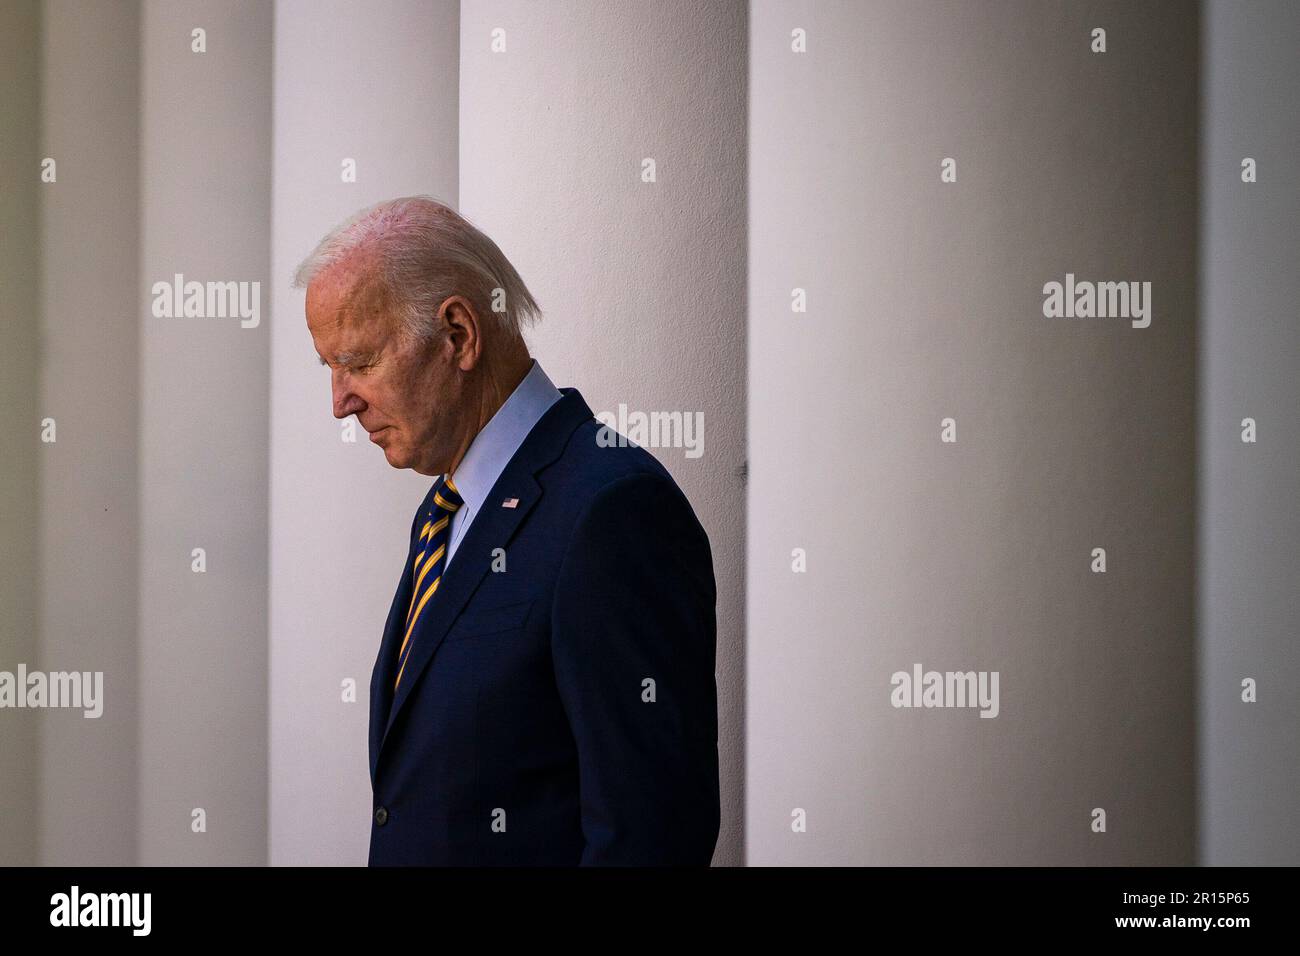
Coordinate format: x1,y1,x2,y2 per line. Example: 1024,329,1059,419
331,368,366,420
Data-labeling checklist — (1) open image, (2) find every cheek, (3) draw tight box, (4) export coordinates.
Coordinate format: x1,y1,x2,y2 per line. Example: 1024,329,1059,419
362,376,395,409
387,356,443,434
374,381,414,430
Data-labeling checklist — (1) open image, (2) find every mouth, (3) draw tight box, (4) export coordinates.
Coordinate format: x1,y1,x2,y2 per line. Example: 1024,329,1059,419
368,426,389,442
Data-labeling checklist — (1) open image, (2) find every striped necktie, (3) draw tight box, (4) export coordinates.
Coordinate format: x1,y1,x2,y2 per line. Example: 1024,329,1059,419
394,474,463,692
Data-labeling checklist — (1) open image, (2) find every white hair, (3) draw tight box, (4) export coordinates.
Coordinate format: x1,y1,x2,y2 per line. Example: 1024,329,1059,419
292,195,541,346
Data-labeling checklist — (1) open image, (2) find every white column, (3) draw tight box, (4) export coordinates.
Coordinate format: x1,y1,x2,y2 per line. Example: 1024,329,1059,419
0,0,42,866
459,0,749,866
138,0,273,865
34,0,141,866
748,0,1198,864
1199,0,1300,865
268,0,460,865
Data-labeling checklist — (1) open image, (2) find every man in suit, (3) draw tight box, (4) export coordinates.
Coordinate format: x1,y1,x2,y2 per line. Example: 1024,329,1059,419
294,196,720,865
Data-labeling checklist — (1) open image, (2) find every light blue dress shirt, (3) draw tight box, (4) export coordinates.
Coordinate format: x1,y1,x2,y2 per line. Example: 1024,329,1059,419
444,358,562,570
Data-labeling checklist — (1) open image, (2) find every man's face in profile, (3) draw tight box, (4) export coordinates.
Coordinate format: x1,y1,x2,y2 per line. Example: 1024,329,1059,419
305,258,462,476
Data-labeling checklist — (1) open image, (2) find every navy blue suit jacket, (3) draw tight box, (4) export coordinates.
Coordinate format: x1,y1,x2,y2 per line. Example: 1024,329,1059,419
368,387,720,865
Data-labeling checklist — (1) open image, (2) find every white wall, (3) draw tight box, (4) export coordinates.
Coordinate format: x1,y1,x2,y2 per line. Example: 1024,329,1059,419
458,0,749,866
747,0,1198,864
268,0,460,866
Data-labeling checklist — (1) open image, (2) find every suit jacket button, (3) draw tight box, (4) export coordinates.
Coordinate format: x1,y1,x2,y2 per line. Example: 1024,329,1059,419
374,806,389,826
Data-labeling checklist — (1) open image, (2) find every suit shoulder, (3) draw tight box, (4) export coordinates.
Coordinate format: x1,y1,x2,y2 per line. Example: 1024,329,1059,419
552,415,678,488
538,416,701,526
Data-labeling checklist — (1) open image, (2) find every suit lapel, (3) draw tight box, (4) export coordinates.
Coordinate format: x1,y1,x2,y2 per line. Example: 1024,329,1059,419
381,474,542,746
375,387,595,771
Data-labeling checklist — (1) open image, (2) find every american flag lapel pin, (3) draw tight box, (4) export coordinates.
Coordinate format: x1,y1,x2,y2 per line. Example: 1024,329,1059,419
502,497,519,509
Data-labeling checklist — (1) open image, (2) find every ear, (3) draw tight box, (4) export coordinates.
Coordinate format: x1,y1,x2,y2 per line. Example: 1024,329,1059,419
437,295,483,371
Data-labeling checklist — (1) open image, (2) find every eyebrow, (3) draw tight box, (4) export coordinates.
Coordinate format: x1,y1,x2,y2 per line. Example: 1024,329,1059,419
319,351,369,367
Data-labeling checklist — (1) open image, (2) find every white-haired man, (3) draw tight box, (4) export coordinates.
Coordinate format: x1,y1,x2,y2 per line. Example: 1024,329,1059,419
295,196,720,865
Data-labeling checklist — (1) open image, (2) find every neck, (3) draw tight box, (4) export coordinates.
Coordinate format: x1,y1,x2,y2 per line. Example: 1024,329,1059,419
445,349,532,477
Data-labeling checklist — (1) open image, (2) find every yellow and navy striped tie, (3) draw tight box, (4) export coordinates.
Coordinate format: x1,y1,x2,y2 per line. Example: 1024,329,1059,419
394,474,464,692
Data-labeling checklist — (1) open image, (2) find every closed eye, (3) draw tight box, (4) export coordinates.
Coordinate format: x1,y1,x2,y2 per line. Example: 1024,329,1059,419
319,351,378,371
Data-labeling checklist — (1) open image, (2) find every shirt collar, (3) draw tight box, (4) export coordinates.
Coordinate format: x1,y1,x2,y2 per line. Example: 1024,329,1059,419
448,358,562,518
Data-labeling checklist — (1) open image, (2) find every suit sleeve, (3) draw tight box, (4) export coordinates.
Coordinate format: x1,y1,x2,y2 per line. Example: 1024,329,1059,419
550,471,721,865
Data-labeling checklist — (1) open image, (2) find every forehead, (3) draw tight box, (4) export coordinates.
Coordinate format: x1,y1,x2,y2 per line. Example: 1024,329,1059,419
305,255,395,344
